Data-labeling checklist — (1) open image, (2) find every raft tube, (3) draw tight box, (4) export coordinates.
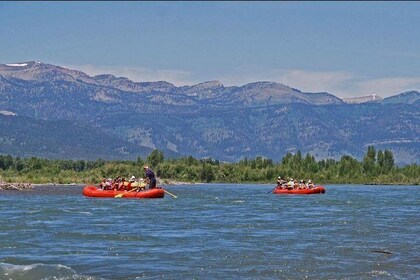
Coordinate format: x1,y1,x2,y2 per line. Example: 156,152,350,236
82,185,165,199
273,186,326,195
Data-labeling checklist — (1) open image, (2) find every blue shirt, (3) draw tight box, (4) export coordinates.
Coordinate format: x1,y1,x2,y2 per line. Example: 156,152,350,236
145,168,155,180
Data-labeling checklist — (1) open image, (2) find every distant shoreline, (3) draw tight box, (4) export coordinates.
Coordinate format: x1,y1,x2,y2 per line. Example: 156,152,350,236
28,182,419,187
2,179,418,190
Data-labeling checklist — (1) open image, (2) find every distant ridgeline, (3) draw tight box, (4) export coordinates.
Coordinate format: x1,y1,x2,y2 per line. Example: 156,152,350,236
0,61,419,165
0,147,418,185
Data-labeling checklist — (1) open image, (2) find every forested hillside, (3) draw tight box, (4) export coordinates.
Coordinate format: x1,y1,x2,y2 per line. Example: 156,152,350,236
0,61,419,164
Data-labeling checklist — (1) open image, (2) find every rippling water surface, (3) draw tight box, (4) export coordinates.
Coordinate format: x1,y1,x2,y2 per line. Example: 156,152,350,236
0,184,419,279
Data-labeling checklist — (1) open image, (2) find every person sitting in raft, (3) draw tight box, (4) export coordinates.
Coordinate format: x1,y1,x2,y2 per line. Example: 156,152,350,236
306,179,314,189
286,178,294,190
138,178,147,190
118,177,127,191
127,175,143,191
125,175,136,191
99,178,106,189
143,165,156,189
100,178,112,190
112,176,122,190
299,180,307,189
277,176,281,187
277,176,287,189
104,178,112,190
293,179,299,189
119,177,131,191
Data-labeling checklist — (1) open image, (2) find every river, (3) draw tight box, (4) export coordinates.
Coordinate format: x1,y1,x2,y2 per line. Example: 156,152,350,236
0,184,419,279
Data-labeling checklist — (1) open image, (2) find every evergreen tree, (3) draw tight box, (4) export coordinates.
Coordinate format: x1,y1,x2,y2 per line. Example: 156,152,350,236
377,150,385,173
383,150,395,173
200,163,214,182
136,156,144,167
147,149,164,167
363,146,376,175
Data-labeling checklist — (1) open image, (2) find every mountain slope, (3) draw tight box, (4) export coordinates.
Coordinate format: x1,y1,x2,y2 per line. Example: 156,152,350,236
381,90,420,105
0,114,152,160
0,61,418,164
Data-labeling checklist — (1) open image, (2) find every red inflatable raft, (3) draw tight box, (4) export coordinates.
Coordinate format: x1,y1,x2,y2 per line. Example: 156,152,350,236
82,185,165,199
273,186,326,195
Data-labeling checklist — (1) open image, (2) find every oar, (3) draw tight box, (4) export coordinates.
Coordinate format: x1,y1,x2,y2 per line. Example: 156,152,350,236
164,189,178,199
267,186,277,194
115,187,139,198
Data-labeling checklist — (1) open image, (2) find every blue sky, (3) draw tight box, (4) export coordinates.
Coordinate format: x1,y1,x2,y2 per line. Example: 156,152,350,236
1,1,419,98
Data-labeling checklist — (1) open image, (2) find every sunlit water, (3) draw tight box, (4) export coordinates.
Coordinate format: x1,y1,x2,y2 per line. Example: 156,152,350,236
0,184,419,279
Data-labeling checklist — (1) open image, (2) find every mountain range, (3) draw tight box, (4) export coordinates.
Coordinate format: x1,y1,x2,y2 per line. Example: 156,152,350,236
0,61,419,164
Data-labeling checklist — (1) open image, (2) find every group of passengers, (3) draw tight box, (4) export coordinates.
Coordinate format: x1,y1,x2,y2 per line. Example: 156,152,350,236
99,176,145,191
99,165,156,191
276,176,315,190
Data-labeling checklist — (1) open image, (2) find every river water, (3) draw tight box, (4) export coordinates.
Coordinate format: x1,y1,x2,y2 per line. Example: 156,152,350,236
0,184,419,279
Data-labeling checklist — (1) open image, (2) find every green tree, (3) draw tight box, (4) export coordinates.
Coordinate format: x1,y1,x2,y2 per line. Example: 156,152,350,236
13,157,25,171
377,150,385,173
383,149,395,173
147,149,164,167
281,153,293,166
200,163,214,182
0,155,14,170
136,156,144,167
363,146,376,175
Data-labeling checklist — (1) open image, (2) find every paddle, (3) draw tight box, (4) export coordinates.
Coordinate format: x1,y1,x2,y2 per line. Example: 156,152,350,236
115,187,139,198
164,189,178,199
267,186,278,193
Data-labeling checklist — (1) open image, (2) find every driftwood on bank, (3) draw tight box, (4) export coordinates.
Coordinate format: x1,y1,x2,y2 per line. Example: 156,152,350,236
0,180,33,191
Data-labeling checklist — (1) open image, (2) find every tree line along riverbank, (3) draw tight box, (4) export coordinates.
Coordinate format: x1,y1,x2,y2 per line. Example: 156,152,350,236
0,146,418,186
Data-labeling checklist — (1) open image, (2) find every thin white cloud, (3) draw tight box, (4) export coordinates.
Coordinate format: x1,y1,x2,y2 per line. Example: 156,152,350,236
65,64,196,86
273,69,355,93
220,69,420,98
218,69,356,96
355,77,420,97
65,64,419,98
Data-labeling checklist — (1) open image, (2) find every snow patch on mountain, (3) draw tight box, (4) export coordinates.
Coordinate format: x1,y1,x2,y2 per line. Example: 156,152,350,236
0,110,17,116
6,63,28,67
343,94,383,104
